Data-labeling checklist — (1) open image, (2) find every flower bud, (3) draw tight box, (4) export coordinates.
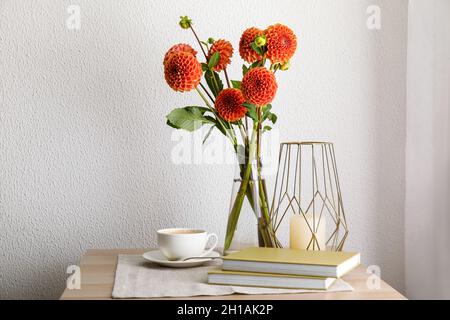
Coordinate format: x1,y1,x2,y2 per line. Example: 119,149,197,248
280,61,290,71
179,16,192,29
254,35,267,47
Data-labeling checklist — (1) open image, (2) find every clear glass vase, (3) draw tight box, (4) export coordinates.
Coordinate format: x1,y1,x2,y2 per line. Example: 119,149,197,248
223,161,279,255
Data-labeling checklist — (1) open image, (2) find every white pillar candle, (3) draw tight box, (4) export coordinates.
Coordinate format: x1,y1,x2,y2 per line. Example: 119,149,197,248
290,214,327,250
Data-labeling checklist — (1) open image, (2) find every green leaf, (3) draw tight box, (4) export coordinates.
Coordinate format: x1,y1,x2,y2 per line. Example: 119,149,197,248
186,105,208,113
204,115,216,122
188,106,212,116
266,112,277,124
231,80,241,89
208,51,221,69
263,125,272,133
242,64,249,76
251,42,264,56
204,70,224,97
166,106,214,132
262,104,272,119
201,63,209,72
260,104,277,124
250,60,261,69
243,103,258,121
166,119,179,129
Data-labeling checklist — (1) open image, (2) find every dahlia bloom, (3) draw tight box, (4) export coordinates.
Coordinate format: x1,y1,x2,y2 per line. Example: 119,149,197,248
265,24,297,64
164,52,202,92
215,88,247,122
239,27,265,63
241,67,278,106
163,43,197,66
208,39,233,72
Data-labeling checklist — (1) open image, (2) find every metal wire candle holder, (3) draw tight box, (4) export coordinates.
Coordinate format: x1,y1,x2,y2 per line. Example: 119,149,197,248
269,142,348,251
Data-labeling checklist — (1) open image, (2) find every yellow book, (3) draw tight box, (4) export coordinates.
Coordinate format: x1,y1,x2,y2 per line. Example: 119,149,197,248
208,269,336,290
222,247,360,278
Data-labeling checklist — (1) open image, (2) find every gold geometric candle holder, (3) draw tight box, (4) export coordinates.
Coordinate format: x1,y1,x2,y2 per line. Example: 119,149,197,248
270,142,348,251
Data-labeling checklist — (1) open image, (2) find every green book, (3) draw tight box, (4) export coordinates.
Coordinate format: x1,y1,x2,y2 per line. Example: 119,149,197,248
222,247,360,278
208,269,336,290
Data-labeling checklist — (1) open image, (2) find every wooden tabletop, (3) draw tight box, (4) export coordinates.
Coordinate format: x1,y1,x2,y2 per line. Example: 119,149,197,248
60,249,406,300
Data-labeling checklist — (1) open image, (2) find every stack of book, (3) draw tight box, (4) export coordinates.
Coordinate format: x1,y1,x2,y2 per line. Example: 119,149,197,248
208,247,360,290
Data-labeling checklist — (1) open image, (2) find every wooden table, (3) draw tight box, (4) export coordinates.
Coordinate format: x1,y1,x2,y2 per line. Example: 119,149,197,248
60,249,406,300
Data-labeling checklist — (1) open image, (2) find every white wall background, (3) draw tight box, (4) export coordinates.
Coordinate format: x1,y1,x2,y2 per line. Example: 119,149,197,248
405,0,450,300
0,0,408,299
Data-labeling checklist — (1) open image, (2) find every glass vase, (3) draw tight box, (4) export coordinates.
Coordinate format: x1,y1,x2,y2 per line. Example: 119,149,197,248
223,161,279,255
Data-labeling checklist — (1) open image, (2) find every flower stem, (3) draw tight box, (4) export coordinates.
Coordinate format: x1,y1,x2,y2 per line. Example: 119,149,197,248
224,68,231,88
224,113,279,252
189,25,208,60
199,82,215,104
195,87,212,109
211,71,221,94
224,124,258,252
255,106,275,247
238,122,247,143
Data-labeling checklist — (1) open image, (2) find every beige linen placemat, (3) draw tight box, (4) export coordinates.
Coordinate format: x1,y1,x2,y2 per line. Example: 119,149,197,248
112,254,353,298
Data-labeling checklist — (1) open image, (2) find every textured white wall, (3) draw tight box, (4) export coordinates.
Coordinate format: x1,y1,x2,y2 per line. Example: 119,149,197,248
0,0,407,299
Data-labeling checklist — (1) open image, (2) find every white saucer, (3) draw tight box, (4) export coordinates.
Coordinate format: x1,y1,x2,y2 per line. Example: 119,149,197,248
142,250,221,268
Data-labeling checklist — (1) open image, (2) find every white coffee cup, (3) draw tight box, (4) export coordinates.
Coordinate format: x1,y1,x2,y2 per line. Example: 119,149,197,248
157,228,218,261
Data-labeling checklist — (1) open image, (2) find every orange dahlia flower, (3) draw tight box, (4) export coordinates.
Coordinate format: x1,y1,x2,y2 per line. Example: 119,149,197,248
215,88,247,122
208,39,233,72
265,24,297,64
239,27,264,63
241,67,277,106
163,43,197,66
164,52,202,92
